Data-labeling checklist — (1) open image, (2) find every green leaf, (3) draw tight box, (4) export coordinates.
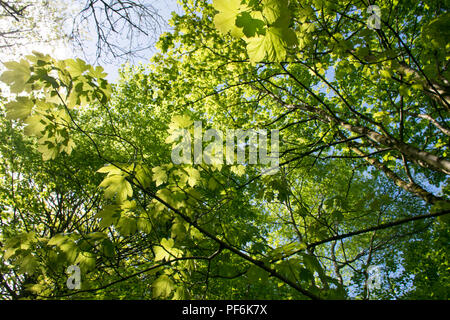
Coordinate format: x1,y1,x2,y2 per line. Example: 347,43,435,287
356,46,370,58
170,114,193,129
281,242,306,255
0,59,31,93
154,246,172,262
173,286,188,300
99,175,133,202
213,0,246,38
65,58,89,77
431,201,450,215
37,144,59,161
101,239,115,257
24,115,46,136
4,247,18,260
62,138,76,155
154,238,182,262
231,164,246,176
299,267,314,282
26,284,46,295
235,12,266,37
48,233,67,246
87,232,108,241
245,26,296,63
185,167,201,187
95,205,120,228
120,200,137,211
88,65,108,78
152,166,168,187
262,0,289,24
116,216,137,236
399,85,411,97
247,265,269,282
421,13,450,49
133,164,152,188
60,241,78,263
380,69,392,78
137,218,152,233
75,251,96,271
171,218,187,240
19,254,39,274
3,60,31,75
97,164,126,176
5,97,34,120
152,274,175,298
302,253,327,281
208,177,219,190
373,111,389,122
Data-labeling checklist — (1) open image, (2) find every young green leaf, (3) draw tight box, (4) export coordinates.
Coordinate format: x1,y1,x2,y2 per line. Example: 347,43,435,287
213,0,246,38
152,274,175,298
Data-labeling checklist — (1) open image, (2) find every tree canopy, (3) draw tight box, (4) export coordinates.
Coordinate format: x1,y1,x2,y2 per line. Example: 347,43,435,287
0,0,449,300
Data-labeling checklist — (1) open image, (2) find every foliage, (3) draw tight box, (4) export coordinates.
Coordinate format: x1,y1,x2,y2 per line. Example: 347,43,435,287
0,0,71,58
0,0,449,300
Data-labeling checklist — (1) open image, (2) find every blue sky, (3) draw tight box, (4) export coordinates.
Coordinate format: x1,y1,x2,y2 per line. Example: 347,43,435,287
0,0,182,83
93,0,182,82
